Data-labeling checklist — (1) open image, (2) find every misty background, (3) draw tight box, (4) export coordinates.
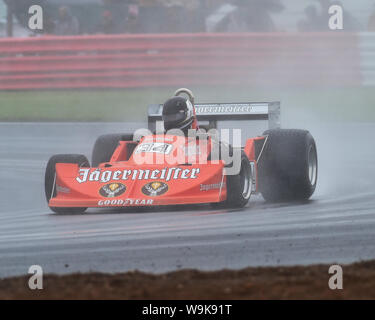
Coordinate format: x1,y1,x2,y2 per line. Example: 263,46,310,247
0,0,375,36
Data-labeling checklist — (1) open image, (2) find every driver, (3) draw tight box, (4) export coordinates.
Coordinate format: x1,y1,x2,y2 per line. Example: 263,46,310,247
161,92,233,165
162,96,198,135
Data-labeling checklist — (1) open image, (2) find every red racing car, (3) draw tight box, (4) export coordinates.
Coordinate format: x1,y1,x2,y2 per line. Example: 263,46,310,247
45,88,318,213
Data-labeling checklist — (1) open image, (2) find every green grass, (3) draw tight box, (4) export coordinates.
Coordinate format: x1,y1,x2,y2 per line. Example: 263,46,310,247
0,87,374,122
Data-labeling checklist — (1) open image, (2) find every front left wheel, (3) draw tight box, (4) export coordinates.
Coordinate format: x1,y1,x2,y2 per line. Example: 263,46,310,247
212,151,253,209
45,154,89,214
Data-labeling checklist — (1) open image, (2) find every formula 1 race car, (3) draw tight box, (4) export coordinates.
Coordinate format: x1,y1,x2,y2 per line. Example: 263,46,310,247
45,88,318,214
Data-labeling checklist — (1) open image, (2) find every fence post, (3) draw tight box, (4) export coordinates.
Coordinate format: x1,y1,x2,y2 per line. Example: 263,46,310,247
6,3,13,37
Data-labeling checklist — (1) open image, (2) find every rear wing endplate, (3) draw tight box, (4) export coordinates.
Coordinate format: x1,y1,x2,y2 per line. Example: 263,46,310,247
147,102,280,132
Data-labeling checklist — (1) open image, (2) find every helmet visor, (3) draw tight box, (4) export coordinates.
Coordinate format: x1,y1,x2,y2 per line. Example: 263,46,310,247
162,110,186,124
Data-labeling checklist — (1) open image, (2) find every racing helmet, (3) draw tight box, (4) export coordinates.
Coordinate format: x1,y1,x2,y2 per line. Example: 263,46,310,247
162,96,195,133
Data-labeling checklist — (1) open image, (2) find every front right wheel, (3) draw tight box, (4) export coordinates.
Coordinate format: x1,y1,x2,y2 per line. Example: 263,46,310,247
45,154,89,214
91,133,133,167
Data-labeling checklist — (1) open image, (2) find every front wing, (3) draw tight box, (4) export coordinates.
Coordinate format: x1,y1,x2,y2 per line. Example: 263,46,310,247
49,163,227,208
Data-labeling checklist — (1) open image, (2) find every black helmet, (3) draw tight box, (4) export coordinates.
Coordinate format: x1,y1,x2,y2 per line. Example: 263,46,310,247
162,96,194,133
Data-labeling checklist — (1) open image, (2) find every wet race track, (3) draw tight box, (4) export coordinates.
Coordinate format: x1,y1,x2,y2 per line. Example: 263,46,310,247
0,122,375,278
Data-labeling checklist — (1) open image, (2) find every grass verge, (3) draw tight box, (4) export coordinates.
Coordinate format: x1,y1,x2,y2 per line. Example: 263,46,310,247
0,87,374,122
1,260,374,299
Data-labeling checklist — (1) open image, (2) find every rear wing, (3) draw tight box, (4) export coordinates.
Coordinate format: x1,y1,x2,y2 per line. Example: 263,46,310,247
147,102,281,132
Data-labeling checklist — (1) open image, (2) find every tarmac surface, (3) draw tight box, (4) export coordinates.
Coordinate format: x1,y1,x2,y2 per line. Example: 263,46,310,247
1,122,374,278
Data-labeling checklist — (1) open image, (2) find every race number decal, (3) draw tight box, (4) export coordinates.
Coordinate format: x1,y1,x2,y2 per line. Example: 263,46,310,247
135,143,173,155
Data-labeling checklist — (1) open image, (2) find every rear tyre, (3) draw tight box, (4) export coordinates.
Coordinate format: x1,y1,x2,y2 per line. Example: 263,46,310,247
212,151,252,209
91,133,133,167
45,154,89,214
258,129,318,203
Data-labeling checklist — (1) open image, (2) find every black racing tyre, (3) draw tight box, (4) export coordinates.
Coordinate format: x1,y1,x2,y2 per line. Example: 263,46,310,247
212,151,253,209
258,129,318,203
45,154,89,214
91,133,133,167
